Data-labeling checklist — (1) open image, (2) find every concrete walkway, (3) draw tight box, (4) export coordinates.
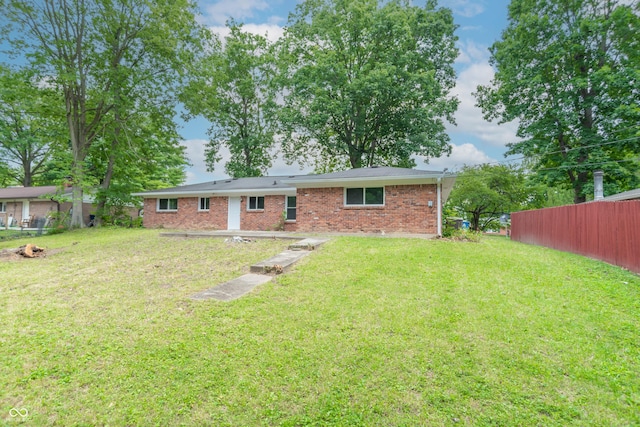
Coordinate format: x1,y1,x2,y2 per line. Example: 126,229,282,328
161,230,436,240
190,274,273,301
189,237,329,301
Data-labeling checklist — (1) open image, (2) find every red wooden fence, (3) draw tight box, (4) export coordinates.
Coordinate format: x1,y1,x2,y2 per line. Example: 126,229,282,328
511,200,640,274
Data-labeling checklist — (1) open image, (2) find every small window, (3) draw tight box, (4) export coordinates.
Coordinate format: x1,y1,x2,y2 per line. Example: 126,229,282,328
345,187,384,206
199,197,210,211
248,196,264,210
158,198,178,211
0,202,5,213
286,196,296,221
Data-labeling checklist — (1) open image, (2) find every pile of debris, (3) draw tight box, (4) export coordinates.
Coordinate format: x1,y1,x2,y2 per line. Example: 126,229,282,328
224,236,254,244
16,244,46,258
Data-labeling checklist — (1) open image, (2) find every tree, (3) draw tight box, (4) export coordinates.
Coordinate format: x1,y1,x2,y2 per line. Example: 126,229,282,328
87,113,187,225
476,0,640,204
182,22,277,178
278,0,458,171
1,0,203,226
446,164,540,231
0,66,67,186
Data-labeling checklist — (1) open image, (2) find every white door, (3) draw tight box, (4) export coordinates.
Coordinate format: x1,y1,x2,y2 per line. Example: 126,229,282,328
227,197,241,230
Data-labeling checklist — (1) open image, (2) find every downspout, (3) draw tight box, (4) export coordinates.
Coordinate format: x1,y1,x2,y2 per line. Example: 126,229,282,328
436,169,448,237
437,177,442,236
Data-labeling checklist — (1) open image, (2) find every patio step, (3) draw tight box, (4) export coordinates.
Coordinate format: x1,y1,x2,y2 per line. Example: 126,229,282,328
287,238,330,251
250,250,311,274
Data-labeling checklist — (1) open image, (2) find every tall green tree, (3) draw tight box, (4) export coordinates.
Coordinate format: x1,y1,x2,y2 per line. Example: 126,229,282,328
0,66,67,186
1,0,203,226
182,22,277,178
476,0,640,203
446,164,541,232
87,113,187,225
278,0,458,171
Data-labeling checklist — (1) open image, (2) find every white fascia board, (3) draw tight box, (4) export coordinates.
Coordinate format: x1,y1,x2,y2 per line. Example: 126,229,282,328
283,175,448,188
133,188,296,198
217,188,297,197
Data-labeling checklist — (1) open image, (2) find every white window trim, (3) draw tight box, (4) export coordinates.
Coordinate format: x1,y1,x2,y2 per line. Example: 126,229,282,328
344,187,385,207
247,196,265,211
198,197,210,211
157,198,178,212
0,201,5,213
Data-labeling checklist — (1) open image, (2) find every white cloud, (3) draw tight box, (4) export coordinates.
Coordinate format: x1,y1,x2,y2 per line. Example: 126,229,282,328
209,23,285,44
417,143,496,172
449,61,520,147
455,39,489,64
181,138,214,184
202,0,269,25
439,0,485,18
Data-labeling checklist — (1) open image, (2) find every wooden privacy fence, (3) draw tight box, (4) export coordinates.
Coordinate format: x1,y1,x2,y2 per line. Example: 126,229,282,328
511,200,640,274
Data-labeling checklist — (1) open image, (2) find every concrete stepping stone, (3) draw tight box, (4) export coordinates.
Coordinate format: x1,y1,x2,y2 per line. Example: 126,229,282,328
287,238,330,251
250,250,311,274
190,274,273,301
190,237,330,301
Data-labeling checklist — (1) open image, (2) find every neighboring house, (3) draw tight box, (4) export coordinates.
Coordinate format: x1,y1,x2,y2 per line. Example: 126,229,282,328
602,188,640,201
134,167,456,235
0,186,65,228
0,185,101,228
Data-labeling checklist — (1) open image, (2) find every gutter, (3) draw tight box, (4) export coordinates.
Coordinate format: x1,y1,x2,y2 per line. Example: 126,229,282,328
132,188,296,198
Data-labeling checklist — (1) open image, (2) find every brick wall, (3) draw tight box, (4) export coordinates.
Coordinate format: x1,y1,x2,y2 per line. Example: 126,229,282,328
1,200,59,226
142,196,227,229
294,185,438,234
141,185,438,233
240,195,287,231
1,201,21,226
29,201,59,220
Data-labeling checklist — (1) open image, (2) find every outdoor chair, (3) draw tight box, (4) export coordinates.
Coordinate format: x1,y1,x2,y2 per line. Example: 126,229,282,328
21,215,34,228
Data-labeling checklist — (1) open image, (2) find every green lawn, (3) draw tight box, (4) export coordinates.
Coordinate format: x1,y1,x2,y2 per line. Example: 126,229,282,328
1,229,638,426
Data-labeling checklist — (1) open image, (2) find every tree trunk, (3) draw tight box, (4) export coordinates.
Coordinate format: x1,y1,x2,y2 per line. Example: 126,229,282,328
71,183,85,228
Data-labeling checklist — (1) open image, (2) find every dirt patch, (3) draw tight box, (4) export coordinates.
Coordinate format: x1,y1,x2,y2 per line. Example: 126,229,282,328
0,249,22,261
0,244,65,261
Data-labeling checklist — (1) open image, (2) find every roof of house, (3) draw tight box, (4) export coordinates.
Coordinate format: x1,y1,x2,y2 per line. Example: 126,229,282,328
282,166,452,187
133,167,456,198
133,175,302,197
285,166,444,181
603,188,640,201
0,186,59,200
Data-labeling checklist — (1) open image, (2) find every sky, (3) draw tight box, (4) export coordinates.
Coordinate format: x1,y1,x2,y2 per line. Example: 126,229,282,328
181,0,519,184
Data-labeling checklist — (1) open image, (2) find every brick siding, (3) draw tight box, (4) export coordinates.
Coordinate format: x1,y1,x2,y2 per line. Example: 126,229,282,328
143,196,227,229
240,195,287,231
294,185,438,234
141,184,438,233
1,200,59,226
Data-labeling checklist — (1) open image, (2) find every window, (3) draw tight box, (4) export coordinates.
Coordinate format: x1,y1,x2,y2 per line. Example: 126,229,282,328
345,187,384,206
248,196,264,210
199,197,210,211
0,202,5,213
286,196,296,221
157,198,178,211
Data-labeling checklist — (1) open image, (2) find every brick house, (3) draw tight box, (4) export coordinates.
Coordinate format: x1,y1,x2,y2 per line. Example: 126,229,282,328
134,167,456,235
0,185,106,227
0,186,66,228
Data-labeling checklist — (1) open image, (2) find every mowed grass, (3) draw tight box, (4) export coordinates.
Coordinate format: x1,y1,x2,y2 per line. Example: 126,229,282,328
1,230,639,426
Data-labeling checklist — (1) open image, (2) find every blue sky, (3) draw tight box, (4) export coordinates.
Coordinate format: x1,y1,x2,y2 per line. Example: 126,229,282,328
182,0,519,183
